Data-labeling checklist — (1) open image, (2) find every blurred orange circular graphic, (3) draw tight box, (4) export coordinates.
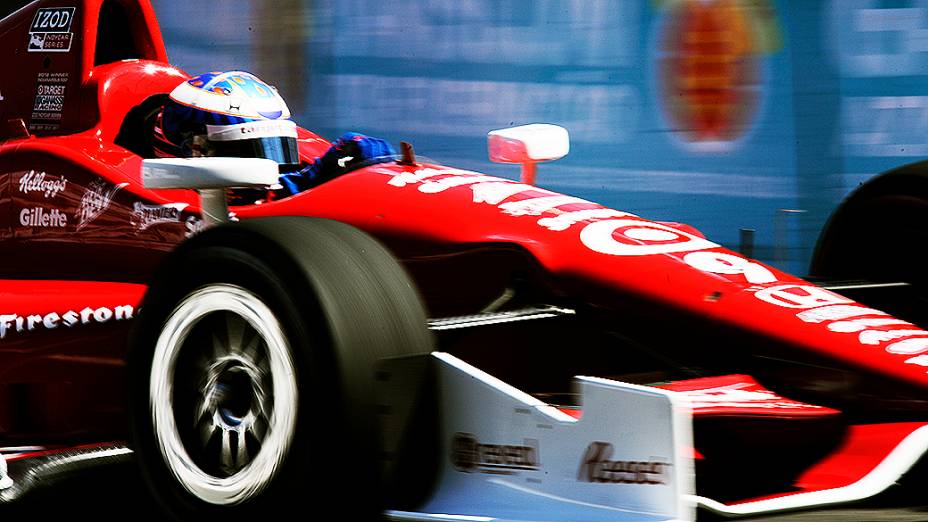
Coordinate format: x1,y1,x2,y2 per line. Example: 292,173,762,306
659,0,762,144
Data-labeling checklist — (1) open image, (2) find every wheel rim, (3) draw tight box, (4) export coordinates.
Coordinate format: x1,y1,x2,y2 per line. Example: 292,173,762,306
150,284,298,505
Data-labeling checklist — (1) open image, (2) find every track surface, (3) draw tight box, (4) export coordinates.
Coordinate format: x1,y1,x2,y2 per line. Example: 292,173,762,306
0,460,926,521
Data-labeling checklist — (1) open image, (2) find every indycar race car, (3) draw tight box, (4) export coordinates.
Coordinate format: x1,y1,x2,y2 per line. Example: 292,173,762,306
1,1,928,520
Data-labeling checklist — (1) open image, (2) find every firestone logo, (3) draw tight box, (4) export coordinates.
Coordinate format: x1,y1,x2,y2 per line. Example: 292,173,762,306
0,304,134,339
577,442,669,485
19,170,67,198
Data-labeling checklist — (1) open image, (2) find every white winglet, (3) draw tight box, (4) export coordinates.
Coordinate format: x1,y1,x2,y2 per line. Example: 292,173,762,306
488,124,569,185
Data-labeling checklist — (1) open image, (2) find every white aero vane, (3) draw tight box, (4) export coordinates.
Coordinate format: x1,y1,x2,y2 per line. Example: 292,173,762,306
141,157,279,226
386,352,695,522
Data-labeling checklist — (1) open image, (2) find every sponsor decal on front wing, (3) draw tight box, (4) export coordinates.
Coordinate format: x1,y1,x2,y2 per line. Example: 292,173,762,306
451,433,539,475
577,441,670,485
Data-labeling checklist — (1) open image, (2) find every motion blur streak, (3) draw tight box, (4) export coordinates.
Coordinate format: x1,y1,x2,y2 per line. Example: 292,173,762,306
154,0,928,275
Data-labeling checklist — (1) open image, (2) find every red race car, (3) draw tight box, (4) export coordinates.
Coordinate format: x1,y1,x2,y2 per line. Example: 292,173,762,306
0,1,926,520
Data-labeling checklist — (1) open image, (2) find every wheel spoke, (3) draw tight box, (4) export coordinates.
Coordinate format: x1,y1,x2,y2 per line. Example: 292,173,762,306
220,428,234,474
200,417,217,447
211,333,228,359
195,398,207,427
241,327,262,361
253,339,269,370
226,314,248,354
236,428,250,468
196,353,212,375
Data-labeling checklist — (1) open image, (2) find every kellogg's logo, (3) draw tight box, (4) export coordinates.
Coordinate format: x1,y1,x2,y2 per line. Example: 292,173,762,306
451,433,539,474
19,170,67,198
77,179,128,230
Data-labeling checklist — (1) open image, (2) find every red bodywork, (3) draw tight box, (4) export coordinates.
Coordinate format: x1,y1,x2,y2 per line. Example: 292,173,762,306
0,0,926,509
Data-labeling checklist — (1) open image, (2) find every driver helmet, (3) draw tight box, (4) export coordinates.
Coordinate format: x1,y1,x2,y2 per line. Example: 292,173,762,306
153,71,301,173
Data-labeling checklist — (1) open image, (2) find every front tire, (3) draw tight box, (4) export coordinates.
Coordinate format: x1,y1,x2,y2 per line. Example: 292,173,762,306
129,217,433,519
149,283,299,506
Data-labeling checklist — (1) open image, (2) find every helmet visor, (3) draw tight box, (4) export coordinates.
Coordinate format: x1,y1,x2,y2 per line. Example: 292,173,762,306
211,136,301,172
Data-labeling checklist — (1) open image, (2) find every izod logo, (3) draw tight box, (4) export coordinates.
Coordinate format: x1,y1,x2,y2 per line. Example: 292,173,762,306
30,7,75,33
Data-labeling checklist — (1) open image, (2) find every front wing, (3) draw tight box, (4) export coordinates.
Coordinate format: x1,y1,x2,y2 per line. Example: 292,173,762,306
381,353,928,521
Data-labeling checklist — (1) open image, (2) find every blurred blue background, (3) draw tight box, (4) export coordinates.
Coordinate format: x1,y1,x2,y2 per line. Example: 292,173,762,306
152,0,928,275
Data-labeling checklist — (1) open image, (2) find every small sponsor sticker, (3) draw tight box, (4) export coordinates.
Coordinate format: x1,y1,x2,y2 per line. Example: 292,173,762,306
77,178,128,231
185,216,205,238
30,72,69,131
130,202,188,232
27,7,75,53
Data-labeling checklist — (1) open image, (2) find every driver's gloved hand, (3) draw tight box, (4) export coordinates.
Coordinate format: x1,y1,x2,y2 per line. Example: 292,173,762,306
278,133,395,196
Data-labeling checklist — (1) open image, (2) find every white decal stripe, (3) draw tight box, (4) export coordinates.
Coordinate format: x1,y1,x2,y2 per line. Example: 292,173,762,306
692,424,928,516
580,219,719,257
388,168,480,188
385,512,495,521
827,318,912,333
858,330,928,346
471,182,539,205
684,252,777,285
498,195,593,216
886,337,928,355
432,352,577,423
537,208,635,231
796,305,887,324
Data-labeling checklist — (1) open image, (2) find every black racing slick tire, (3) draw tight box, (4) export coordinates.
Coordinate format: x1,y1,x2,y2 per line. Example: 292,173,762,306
811,161,928,326
812,160,928,284
128,217,434,520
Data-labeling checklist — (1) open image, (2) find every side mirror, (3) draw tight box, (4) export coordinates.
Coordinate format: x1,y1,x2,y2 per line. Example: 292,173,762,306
142,157,279,226
488,124,569,185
